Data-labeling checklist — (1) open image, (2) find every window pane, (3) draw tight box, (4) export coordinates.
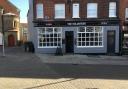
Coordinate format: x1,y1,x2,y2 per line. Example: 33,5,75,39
36,4,43,18
86,33,89,37
86,42,89,46
78,33,81,37
125,8,128,18
86,27,94,32
73,3,79,18
109,2,116,17
82,38,85,41
54,28,61,32
78,27,85,32
78,42,81,46
82,42,85,46
43,43,46,46
87,3,97,18
82,33,85,37
55,4,65,18
95,27,102,32
46,28,53,33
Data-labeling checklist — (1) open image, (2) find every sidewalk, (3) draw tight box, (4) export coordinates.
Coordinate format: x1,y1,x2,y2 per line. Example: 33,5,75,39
0,47,128,89
36,54,128,65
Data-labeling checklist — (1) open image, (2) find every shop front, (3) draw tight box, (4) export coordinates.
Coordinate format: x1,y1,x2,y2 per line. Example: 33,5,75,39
33,19,120,54
122,23,128,54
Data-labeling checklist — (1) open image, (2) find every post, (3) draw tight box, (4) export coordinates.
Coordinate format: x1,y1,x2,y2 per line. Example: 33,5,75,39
1,9,5,57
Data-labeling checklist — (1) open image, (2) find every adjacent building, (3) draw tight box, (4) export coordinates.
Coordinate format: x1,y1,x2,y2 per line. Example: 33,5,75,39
28,0,120,54
119,0,128,53
0,0,20,47
20,23,28,43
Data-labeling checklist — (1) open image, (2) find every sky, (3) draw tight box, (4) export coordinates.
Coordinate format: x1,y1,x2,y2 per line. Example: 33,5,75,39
9,0,29,23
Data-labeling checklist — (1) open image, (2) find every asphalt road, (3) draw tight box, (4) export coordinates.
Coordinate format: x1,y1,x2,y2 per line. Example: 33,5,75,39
0,47,128,80
47,63,128,80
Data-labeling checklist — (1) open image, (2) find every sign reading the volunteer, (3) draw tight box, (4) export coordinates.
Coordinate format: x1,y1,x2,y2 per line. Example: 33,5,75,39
0,33,3,45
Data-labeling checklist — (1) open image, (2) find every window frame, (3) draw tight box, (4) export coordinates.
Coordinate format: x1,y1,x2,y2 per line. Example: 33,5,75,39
109,2,117,17
38,27,62,48
77,26,104,48
55,4,65,19
36,3,44,19
87,3,98,18
72,3,80,18
125,8,128,19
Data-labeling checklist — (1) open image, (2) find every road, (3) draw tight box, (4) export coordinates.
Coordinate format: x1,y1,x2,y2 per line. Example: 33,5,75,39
0,47,128,89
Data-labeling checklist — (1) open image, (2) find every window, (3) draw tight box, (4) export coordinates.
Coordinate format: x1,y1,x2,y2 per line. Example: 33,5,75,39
73,3,79,18
87,3,98,18
13,21,17,28
55,4,65,18
38,27,62,48
109,2,116,17
36,3,44,18
125,8,128,19
77,26,103,47
123,33,128,48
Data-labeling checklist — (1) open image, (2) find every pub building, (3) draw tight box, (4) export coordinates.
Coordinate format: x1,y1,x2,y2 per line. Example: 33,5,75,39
28,0,121,54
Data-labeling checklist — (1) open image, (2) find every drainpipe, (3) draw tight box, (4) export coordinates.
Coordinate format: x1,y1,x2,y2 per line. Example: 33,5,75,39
1,9,5,57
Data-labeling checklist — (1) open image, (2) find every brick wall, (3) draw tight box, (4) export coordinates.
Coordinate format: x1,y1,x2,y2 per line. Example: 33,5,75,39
33,0,119,20
119,0,128,25
0,0,19,16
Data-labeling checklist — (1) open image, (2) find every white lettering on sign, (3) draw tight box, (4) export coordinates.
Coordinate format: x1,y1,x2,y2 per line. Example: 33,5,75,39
101,22,107,25
67,22,86,26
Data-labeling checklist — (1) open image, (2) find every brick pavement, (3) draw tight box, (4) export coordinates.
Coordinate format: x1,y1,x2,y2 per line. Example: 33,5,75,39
0,47,128,89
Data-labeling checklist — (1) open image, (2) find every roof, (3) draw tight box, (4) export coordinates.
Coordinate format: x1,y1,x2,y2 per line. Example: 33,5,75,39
0,0,20,15
4,12,16,16
7,0,20,12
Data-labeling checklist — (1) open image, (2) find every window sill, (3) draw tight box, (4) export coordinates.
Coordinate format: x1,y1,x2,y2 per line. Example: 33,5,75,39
72,17,80,19
77,46,103,48
36,17,44,19
55,17,65,19
87,17,98,18
109,16,117,18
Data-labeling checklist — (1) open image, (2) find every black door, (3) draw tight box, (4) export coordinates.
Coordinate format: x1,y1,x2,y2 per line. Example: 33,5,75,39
65,31,74,53
107,31,115,54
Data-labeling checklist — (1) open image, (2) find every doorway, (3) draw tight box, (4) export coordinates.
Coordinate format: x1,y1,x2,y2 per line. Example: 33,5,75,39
65,31,74,53
8,34,15,47
107,31,115,54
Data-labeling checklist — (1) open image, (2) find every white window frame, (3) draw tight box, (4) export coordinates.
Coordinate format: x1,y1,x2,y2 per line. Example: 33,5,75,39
109,2,116,17
55,4,65,19
125,8,128,19
38,27,62,48
87,3,98,18
72,3,80,18
77,26,104,47
36,3,44,18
